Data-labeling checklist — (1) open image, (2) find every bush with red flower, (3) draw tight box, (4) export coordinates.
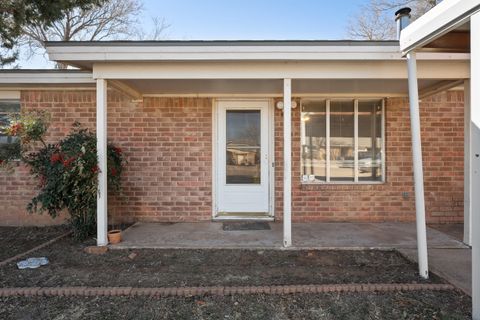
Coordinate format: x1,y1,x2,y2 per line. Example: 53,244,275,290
0,111,125,240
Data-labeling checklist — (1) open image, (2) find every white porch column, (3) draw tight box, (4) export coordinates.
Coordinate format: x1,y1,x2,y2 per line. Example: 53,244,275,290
406,52,429,279
471,11,480,320
96,78,108,246
283,78,292,247
464,80,472,246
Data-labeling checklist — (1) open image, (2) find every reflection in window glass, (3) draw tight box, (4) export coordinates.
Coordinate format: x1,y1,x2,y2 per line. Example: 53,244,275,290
300,99,384,184
358,100,383,181
0,100,20,148
330,100,354,181
301,100,326,182
226,110,261,184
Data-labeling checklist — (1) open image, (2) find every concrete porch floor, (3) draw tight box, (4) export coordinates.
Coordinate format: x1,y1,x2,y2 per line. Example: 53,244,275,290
113,222,466,250
112,222,472,295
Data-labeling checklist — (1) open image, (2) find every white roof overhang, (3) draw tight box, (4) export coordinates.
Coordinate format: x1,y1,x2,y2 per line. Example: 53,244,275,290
0,70,94,89
0,41,470,97
400,0,480,55
46,41,407,70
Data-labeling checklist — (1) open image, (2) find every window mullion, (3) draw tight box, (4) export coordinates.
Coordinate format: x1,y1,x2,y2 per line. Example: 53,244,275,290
354,99,359,183
326,100,330,183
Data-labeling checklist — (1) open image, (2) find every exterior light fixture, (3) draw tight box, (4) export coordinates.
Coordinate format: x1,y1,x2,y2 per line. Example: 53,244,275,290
276,100,298,110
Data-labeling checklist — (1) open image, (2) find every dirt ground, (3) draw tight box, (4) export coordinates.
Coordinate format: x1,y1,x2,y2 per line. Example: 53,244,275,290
0,226,68,261
0,291,471,320
0,238,444,287
0,229,473,319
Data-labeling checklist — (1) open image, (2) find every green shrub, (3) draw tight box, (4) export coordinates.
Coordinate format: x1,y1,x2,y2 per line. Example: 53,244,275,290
1,112,125,241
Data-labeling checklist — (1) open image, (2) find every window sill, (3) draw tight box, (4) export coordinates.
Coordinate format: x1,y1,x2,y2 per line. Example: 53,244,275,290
301,181,385,185
300,181,385,191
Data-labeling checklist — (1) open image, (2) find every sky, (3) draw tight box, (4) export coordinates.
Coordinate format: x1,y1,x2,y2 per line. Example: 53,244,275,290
18,0,371,68
145,0,367,40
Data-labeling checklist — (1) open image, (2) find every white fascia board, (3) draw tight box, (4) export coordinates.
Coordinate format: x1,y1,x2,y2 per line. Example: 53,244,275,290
92,60,469,80
0,72,94,84
47,45,404,62
400,0,480,54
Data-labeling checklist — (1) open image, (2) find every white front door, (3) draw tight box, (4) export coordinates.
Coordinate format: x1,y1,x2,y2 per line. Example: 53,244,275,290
215,100,272,218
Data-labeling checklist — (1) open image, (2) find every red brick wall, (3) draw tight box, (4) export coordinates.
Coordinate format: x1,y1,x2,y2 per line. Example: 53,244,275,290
0,90,96,226
107,94,213,223
0,90,212,225
274,91,465,223
0,89,464,226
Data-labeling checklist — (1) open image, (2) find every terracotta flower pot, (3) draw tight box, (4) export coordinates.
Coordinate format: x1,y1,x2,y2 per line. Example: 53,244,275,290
107,229,122,244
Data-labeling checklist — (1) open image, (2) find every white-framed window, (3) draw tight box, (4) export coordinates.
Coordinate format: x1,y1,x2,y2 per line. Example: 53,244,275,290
300,98,385,184
0,99,21,148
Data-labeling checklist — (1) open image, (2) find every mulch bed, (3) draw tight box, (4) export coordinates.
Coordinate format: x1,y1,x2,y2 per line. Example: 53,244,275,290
0,291,471,319
0,226,68,261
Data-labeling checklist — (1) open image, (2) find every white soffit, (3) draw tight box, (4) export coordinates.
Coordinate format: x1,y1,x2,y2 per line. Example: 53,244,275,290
400,0,480,54
128,78,441,97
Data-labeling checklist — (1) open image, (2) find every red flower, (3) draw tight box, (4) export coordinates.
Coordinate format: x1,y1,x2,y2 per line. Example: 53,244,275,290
62,157,76,167
9,123,23,136
110,168,117,176
0,160,3,165
91,165,99,173
50,153,62,164
113,147,122,155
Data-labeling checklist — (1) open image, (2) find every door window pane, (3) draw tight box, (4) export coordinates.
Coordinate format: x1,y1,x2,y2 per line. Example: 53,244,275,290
330,100,354,181
358,100,383,181
301,100,326,182
226,110,261,184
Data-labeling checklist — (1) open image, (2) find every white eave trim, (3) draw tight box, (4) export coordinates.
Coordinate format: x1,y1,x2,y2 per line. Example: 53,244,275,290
47,45,406,62
400,0,480,55
0,71,94,84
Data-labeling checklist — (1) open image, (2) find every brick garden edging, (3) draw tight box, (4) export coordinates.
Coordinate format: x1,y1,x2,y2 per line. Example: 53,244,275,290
0,231,72,267
0,283,455,298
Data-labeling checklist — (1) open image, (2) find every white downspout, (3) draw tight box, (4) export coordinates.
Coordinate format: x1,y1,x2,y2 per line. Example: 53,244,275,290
396,7,429,279
283,78,292,247
96,78,108,246
406,52,429,279
471,11,480,320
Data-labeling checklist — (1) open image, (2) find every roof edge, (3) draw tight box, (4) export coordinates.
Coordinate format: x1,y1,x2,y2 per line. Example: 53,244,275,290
45,40,400,47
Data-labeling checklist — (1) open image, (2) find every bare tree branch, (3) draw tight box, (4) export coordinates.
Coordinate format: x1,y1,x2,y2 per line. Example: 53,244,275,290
346,0,438,40
18,0,169,68
134,17,171,41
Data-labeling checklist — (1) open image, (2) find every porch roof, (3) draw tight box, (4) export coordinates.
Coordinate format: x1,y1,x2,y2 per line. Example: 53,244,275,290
400,0,479,55
0,40,470,97
45,39,469,70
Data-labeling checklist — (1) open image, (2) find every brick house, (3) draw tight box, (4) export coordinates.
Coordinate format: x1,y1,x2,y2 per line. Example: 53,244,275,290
0,40,470,247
